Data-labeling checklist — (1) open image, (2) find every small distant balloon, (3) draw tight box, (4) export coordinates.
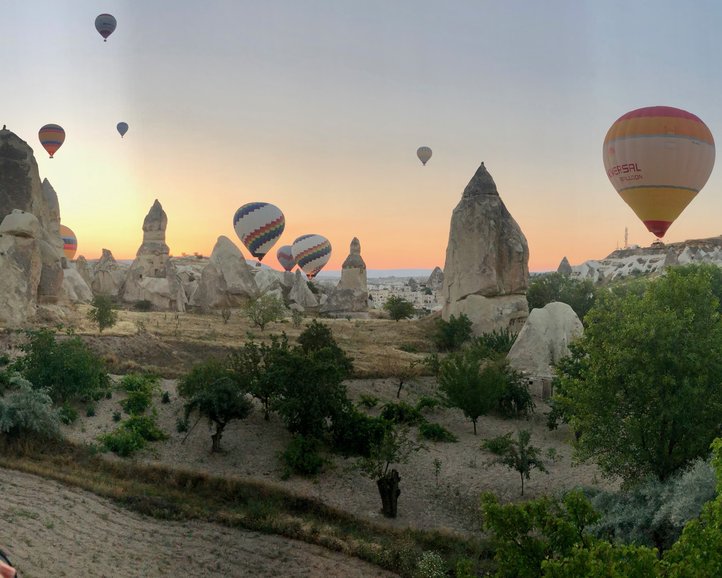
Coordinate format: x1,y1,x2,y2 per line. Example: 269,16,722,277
232,202,285,261
291,234,331,280
38,124,65,158
116,122,128,138
59,224,77,260
417,146,432,166
603,106,715,238
276,245,296,272
95,13,117,42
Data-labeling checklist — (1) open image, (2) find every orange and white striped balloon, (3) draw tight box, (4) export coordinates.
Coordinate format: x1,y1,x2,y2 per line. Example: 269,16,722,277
603,106,715,238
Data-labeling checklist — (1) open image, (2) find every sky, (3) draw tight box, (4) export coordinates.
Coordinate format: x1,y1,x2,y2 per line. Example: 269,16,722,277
4,1,722,272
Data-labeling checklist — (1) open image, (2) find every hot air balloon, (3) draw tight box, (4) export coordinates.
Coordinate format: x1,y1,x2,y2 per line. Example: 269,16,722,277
232,202,285,261
603,106,715,239
117,122,128,138
276,245,296,272
95,13,117,41
38,124,65,158
291,234,331,279
417,146,432,166
59,225,77,260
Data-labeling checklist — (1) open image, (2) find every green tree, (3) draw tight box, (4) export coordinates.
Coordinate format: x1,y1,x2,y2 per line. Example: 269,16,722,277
554,265,722,483
432,314,473,351
87,294,118,333
297,320,354,374
0,375,60,439
438,351,506,434
483,430,548,496
244,294,286,331
383,295,415,321
180,359,253,452
14,329,110,404
526,272,597,321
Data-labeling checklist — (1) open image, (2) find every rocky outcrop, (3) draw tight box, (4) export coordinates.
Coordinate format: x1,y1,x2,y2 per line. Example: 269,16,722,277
0,129,65,315
189,236,258,310
441,163,529,334
91,249,126,296
62,266,93,303
134,199,170,278
557,256,572,276
75,255,93,286
507,302,583,379
426,267,444,291
288,270,319,310
321,237,368,316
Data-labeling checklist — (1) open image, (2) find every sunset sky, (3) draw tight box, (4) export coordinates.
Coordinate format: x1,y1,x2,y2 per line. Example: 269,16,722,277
5,1,722,271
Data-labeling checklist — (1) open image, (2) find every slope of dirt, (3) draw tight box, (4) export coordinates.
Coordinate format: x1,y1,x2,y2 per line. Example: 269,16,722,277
0,467,396,578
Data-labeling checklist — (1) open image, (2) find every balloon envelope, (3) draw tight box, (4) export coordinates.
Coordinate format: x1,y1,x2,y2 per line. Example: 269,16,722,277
603,106,715,238
417,146,432,166
291,234,331,279
59,224,77,260
38,124,65,158
95,13,117,41
232,202,285,260
276,245,296,272
117,122,128,137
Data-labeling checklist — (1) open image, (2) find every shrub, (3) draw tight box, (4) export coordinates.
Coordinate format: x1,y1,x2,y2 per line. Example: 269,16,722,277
244,294,286,331
112,410,122,422
161,391,170,404
496,366,534,418
415,396,441,413
99,428,146,457
280,435,325,478
473,328,518,357
119,373,159,415
123,413,167,442
86,404,96,417
0,375,60,438
175,417,189,433
416,551,446,578
482,432,515,455
133,299,153,312
87,294,118,332
384,295,415,321
380,401,424,426
58,403,79,425
14,329,110,404
296,321,354,375
432,314,473,352
357,394,379,409
331,407,388,457
419,422,457,443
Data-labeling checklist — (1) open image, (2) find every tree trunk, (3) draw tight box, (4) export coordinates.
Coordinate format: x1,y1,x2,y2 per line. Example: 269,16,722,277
377,469,401,518
211,422,226,452
472,418,477,435
520,471,524,496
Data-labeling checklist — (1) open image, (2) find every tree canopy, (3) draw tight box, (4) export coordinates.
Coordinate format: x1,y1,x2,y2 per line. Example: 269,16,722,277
554,265,722,483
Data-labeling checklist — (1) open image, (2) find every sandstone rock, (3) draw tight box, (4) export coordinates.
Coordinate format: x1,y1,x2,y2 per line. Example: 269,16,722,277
62,266,93,303
254,268,283,295
507,302,583,379
321,237,368,315
41,179,61,236
134,199,170,278
75,255,93,286
209,236,258,298
557,256,572,276
0,209,41,238
0,232,41,325
289,270,318,310
441,163,529,333
91,249,126,296
426,267,444,291
37,239,64,303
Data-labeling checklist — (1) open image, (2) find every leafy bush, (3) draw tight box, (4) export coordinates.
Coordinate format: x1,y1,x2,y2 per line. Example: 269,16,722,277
123,413,167,442
86,404,96,417
112,410,122,422
133,299,153,312
119,373,159,415
87,294,118,332
415,396,441,413
175,417,189,433
297,320,354,375
380,401,424,426
482,432,515,455
14,329,110,404
244,294,286,330
357,394,379,409
161,391,170,404
280,435,325,478
432,314,473,352
527,272,597,321
383,295,415,321
331,407,388,457
496,366,534,418
58,403,79,425
416,551,446,578
178,358,230,399
99,428,146,457
0,375,60,438
473,328,518,357
418,422,457,443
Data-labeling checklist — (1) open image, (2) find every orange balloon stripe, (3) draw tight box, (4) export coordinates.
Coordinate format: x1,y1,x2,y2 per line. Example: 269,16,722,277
605,117,713,145
618,186,698,222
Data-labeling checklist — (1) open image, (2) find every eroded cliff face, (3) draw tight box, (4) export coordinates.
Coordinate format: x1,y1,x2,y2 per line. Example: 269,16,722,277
441,163,529,334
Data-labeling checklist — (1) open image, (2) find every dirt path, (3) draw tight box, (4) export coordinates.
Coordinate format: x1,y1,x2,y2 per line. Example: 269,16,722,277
0,467,395,578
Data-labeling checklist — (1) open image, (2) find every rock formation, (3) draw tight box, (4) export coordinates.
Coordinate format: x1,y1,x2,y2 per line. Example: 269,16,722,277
507,301,583,380
557,256,572,276
189,236,258,310
441,163,529,334
0,129,65,320
62,265,93,303
426,266,444,291
91,249,126,296
320,237,368,316
288,270,319,310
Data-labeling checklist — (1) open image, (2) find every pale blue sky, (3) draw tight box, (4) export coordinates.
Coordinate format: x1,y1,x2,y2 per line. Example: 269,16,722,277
4,1,722,270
